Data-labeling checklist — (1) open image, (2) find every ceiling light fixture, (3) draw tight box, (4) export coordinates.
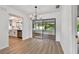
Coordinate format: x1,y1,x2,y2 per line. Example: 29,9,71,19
34,6,37,20
29,6,38,20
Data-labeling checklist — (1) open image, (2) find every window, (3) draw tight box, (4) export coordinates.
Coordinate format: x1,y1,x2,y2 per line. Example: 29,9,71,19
33,21,55,32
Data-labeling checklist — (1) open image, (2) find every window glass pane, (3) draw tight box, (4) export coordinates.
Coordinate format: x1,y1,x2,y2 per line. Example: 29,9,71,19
33,21,55,32
77,21,79,32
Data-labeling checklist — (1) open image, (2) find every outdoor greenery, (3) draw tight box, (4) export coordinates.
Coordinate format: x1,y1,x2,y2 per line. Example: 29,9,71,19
77,17,79,32
33,22,55,32
77,22,79,32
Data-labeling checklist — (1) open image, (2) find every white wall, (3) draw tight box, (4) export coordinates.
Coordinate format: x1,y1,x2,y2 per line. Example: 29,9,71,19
22,16,32,40
38,12,61,41
61,5,77,54
0,6,9,49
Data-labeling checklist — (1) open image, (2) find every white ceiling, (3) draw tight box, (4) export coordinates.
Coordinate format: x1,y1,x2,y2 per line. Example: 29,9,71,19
8,5,61,15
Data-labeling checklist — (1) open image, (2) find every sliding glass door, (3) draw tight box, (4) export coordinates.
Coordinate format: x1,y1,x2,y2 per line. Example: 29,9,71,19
32,20,43,39
32,18,56,40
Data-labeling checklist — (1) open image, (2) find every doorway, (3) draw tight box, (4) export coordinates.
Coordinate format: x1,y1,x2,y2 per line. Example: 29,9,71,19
9,14,23,39
32,18,56,40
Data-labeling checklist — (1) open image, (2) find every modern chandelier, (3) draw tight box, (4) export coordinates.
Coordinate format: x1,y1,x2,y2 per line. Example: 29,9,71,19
29,6,38,20
34,6,37,20
30,5,42,20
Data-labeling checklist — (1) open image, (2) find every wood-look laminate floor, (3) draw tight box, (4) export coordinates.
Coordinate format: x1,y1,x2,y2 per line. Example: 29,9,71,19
0,37,63,54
